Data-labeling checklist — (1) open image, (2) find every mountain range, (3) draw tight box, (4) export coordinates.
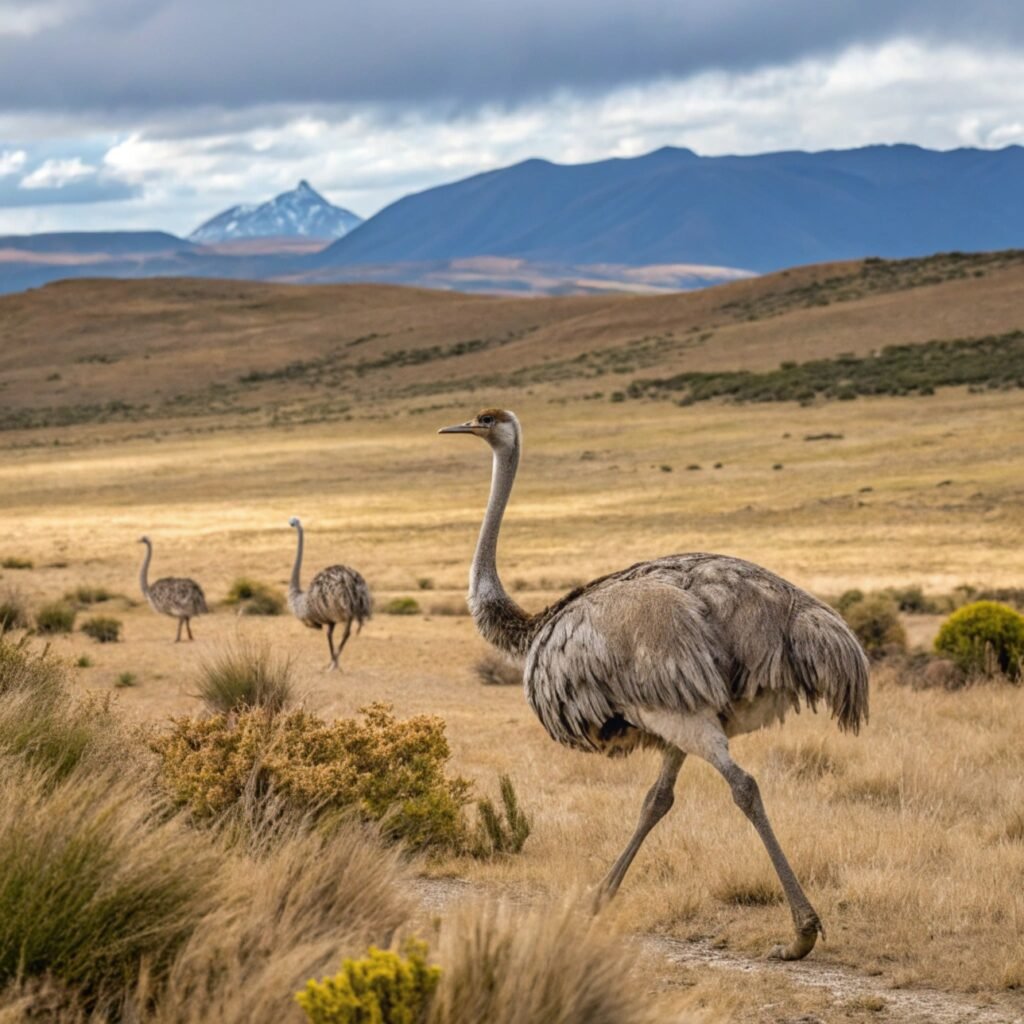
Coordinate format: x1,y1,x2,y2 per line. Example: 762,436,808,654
1,144,1023,296
189,180,362,243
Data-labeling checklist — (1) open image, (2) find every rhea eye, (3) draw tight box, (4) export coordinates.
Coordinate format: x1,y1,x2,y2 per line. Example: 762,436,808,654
480,415,494,426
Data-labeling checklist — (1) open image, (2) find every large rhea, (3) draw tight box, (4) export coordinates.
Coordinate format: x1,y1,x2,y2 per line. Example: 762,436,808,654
138,536,208,642
440,408,869,961
287,517,372,671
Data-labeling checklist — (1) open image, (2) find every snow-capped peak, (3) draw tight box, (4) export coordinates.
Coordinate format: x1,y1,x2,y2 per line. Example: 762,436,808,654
189,182,362,243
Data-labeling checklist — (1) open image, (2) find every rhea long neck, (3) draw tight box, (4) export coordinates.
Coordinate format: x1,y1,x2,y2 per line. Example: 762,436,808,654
289,525,305,598
469,441,533,656
139,540,152,598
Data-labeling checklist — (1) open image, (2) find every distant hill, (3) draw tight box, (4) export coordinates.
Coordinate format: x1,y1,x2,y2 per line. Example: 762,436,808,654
189,181,362,243
0,231,192,256
316,144,1024,271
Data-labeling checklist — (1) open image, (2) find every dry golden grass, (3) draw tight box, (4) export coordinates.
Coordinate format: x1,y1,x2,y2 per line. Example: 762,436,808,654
1,266,1022,1021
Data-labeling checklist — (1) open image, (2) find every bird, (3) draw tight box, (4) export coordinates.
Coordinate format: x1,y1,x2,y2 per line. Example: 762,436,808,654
439,408,869,961
287,517,372,671
137,536,208,642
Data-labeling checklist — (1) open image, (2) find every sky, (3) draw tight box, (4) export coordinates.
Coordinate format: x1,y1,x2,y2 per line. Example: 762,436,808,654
1,0,1024,236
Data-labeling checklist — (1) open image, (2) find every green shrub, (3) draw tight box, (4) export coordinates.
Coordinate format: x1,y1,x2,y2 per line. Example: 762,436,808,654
0,586,28,633
64,585,113,607
153,702,471,853
384,597,420,616
0,764,215,1005
34,600,76,635
842,593,906,655
76,654,93,668
81,615,122,643
416,577,435,591
297,939,439,1024
196,640,294,713
0,556,32,570
472,775,531,857
115,671,137,688
934,601,1024,681
884,584,935,613
224,577,286,616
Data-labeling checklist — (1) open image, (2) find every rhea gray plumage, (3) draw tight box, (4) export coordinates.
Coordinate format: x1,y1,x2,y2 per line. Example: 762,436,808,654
138,536,208,642
287,517,372,671
440,408,869,962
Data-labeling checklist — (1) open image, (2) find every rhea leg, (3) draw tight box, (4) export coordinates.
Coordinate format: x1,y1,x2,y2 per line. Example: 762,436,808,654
635,709,823,961
594,746,685,911
185,617,194,641
325,622,338,671
333,617,354,666
175,617,184,643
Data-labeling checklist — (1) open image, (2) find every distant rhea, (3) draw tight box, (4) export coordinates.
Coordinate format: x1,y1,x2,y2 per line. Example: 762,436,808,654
439,408,869,962
138,535,208,642
287,517,372,671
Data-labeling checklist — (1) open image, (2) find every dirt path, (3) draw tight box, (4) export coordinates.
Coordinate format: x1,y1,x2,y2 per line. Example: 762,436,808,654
412,878,1022,1024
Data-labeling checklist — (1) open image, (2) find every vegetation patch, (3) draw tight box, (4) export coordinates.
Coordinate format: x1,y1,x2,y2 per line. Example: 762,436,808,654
841,593,906,656
0,556,32,570
627,330,1024,405
384,597,421,616
0,586,28,633
81,615,122,643
224,576,286,616
196,639,294,713
474,652,521,686
34,600,76,635
472,774,531,857
65,584,114,606
935,601,1024,681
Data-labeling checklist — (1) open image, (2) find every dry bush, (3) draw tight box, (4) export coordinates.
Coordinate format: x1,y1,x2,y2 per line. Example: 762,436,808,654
224,577,285,616
64,585,114,607
474,652,520,686
841,592,906,655
0,763,216,1008
0,586,28,634
384,597,421,616
35,600,76,635
934,600,1024,681
81,615,122,643
428,901,664,1024
427,598,469,617
0,556,32,570
196,639,294,714
153,702,471,853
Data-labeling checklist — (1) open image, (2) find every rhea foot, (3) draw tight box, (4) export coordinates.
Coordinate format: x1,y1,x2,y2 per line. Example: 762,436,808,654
767,915,825,961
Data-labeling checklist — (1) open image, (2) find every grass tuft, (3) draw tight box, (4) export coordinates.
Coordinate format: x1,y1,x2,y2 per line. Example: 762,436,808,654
474,652,520,686
383,597,420,616
0,586,28,634
0,556,32,570
472,774,531,857
35,600,76,635
196,640,294,713
81,615,122,643
224,577,286,616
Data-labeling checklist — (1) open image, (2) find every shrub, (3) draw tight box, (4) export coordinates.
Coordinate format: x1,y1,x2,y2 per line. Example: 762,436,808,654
416,577,435,591
842,593,906,655
934,601,1024,681
429,903,660,1024
116,671,137,688
76,654,93,668
0,556,32,570
64,585,113,607
884,584,939,614
224,577,286,616
0,586,28,633
297,939,439,1024
428,599,468,617
35,600,76,635
474,652,520,686
196,640,294,713
0,765,215,1005
384,597,420,616
472,775,531,857
153,702,471,853
81,615,122,643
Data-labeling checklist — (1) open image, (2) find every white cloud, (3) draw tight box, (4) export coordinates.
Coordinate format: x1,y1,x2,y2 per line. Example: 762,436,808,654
0,1,76,38
19,156,96,189
0,148,27,175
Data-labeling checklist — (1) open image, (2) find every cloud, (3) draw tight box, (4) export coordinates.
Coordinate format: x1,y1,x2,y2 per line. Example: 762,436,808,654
0,0,1022,113
20,156,95,188
0,149,27,175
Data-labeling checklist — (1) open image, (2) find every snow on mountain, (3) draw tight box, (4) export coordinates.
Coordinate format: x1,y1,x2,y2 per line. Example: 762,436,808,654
189,181,362,243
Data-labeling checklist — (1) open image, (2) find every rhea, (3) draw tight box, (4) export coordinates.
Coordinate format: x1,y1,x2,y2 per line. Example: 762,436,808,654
137,536,208,642
287,517,372,671
439,409,868,961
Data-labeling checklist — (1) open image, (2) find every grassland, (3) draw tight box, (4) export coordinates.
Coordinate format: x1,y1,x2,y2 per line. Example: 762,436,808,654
0,252,1023,1022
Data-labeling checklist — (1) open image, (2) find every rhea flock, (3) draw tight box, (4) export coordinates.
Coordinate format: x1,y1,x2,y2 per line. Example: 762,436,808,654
287,517,372,671
440,408,869,961
137,536,208,642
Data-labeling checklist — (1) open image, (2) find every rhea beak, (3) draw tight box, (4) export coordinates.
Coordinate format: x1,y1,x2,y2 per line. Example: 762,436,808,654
438,421,477,434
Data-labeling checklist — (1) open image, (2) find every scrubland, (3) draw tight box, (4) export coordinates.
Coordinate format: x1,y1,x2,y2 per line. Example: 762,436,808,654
0,253,1022,1022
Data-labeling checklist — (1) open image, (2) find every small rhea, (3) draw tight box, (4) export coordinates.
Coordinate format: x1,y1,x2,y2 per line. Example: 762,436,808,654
137,535,208,642
439,408,869,961
287,516,372,671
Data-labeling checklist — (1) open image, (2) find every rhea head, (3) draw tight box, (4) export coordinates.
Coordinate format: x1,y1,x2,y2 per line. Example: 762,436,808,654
138,535,151,545
438,408,521,451
288,516,302,529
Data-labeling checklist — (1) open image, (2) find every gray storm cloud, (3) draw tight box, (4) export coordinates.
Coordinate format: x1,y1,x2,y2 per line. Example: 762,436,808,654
1,0,1023,112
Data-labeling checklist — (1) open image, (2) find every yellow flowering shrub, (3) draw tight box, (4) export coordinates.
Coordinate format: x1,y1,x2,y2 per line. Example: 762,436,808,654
296,940,439,1024
153,703,470,852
